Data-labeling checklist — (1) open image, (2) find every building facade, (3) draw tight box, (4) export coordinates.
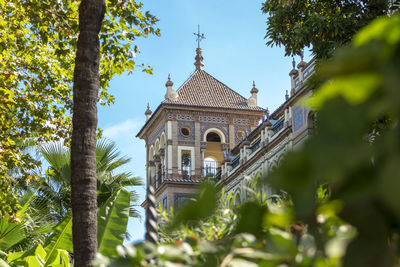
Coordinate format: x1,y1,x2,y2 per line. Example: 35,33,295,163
218,58,316,202
137,48,265,210
137,47,315,215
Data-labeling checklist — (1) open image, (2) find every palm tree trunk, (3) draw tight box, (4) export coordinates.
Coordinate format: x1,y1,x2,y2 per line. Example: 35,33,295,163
71,0,105,266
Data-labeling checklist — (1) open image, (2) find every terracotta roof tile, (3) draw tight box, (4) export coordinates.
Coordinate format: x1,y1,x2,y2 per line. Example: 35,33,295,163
163,70,265,111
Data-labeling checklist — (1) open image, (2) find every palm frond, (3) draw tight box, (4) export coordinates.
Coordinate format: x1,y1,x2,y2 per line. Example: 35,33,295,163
38,139,143,226
38,142,69,181
0,219,26,252
129,206,141,219
96,139,131,174
119,175,143,187
129,191,142,219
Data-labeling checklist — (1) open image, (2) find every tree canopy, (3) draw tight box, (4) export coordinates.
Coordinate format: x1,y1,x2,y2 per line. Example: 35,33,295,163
261,0,388,58
0,0,159,217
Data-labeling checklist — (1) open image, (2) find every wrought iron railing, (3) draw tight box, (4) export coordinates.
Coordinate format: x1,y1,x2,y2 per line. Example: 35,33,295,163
181,164,191,179
272,119,284,136
250,138,261,154
202,160,220,178
231,155,240,169
152,171,165,190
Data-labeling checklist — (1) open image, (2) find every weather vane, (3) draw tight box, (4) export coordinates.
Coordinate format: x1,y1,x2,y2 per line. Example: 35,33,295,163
193,24,205,49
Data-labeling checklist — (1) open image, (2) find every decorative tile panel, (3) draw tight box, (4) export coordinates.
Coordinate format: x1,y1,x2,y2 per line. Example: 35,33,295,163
150,123,165,145
234,126,250,144
178,121,195,141
199,116,229,124
294,77,300,89
177,114,194,121
293,106,304,132
303,61,316,80
200,123,229,143
266,137,289,159
233,119,250,125
178,140,195,146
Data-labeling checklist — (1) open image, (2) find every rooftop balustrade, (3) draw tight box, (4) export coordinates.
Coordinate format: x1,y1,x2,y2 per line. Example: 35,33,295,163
249,138,261,154
231,155,240,169
271,119,284,136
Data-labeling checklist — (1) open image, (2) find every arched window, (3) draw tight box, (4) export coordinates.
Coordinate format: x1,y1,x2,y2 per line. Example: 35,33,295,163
206,132,221,142
203,128,226,143
149,146,154,161
203,130,224,178
234,192,241,205
160,132,166,148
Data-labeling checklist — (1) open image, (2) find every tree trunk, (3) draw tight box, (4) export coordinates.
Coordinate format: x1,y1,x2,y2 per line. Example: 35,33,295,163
71,0,105,266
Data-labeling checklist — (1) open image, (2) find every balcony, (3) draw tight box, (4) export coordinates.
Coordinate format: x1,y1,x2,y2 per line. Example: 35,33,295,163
202,160,221,179
181,165,191,180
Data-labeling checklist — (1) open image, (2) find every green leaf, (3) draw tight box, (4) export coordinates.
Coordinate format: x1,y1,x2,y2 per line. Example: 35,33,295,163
170,182,218,229
47,249,72,267
8,244,47,266
97,189,130,256
353,16,400,47
43,211,73,265
306,73,381,109
57,249,72,267
235,201,267,238
6,251,25,263
17,183,43,218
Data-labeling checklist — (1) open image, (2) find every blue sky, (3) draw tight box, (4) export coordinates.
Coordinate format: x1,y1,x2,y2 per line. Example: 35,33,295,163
98,0,311,243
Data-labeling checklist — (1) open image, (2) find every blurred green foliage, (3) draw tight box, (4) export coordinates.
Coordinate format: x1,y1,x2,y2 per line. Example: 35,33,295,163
98,15,400,267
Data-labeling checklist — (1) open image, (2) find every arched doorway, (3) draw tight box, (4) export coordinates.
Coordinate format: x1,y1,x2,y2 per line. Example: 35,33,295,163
203,130,224,178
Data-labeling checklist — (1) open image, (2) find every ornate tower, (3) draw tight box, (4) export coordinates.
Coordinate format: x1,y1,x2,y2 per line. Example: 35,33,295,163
137,29,265,217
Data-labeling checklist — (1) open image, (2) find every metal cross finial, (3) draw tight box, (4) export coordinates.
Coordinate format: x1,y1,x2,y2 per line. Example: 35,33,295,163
193,25,205,49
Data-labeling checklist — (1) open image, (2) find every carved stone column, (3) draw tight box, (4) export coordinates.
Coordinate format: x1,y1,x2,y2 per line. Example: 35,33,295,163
261,120,272,146
200,141,207,176
159,148,165,182
221,143,230,161
239,140,250,165
154,155,161,188
147,160,155,187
